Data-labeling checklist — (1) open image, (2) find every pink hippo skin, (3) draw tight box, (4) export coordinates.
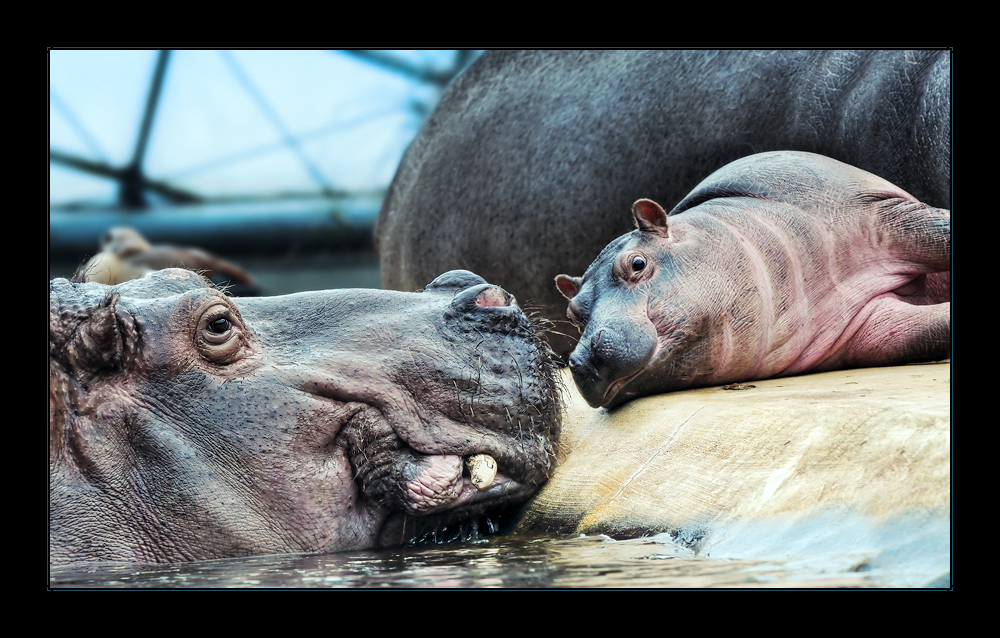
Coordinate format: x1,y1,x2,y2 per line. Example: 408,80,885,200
555,151,950,409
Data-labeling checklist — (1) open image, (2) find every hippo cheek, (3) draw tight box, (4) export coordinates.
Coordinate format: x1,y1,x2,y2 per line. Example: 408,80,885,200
568,319,659,409
302,278,561,524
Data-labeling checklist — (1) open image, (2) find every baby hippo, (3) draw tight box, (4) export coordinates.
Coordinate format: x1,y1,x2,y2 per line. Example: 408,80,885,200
556,151,950,409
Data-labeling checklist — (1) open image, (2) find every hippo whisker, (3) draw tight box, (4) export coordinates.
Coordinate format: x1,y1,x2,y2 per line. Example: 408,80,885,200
507,351,523,390
475,353,483,389
452,380,469,419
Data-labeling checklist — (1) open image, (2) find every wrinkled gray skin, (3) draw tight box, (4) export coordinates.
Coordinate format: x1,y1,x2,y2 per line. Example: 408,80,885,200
556,152,950,409
49,268,561,564
376,50,950,357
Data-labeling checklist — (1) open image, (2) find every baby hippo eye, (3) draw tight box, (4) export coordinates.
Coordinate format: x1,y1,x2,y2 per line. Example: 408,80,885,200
631,255,647,272
209,317,232,334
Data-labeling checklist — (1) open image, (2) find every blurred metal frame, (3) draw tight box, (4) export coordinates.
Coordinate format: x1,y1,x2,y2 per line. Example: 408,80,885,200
49,50,479,262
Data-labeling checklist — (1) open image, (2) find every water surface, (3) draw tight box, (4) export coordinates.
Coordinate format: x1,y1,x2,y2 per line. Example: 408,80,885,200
51,532,927,589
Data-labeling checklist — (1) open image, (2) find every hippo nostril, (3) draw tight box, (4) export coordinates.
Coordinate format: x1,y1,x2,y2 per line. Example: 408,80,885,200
592,330,604,350
475,287,511,308
425,270,489,293
449,282,519,315
569,351,600,381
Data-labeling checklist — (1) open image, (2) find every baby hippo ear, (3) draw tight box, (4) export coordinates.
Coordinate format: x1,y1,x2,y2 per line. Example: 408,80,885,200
633,199,669,235
555,274,582,300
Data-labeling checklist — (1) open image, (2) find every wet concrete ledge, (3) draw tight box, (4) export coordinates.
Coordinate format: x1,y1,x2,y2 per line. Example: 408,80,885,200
518,363,951,587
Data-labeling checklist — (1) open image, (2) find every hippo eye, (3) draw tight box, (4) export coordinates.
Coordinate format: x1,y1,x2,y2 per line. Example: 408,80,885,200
200,310,239,346
196,303,249,364
631,256,647,272
209,317,232,334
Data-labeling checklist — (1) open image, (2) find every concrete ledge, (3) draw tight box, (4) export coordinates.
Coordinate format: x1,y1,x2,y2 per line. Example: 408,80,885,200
517,363,951,587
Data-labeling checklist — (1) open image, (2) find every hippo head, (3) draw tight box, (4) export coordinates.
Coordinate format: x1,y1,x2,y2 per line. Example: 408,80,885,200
49,268,561,564
556,199,727,409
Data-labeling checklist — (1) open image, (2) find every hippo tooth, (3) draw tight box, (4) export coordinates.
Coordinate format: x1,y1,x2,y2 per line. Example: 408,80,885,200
466,454,498,490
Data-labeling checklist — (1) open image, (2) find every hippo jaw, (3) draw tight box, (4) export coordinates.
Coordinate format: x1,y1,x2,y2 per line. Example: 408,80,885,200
568,327,658,409
306,271,563,525
306,388,556,521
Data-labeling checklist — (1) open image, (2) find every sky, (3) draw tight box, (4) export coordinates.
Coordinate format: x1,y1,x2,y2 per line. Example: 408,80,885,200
49,50,465,207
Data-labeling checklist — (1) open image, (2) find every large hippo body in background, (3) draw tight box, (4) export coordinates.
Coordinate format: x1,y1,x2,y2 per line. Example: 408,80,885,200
376,49,950,356
49,269,561,565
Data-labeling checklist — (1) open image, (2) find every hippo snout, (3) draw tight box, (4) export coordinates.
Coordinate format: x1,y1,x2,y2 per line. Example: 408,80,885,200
568,348,596,380
424,269,489,292
568,332,607,382
425,269,520,317
570,325,658,409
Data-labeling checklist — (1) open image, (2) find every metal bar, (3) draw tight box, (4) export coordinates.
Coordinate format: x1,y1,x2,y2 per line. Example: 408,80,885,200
49,89,109,162
219,50,341,197
338,50,458,88
51,148,203,204
120,50,172,208
50,195,382,258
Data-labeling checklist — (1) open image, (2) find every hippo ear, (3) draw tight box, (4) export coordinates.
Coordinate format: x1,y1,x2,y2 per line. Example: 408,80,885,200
633,199,670,235
555,274,582,300
51,291,135,380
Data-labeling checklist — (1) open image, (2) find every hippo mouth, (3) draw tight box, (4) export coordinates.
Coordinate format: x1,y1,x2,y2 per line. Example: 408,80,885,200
297,271,561,545
326,279,559,536
363,443,534,517
601,369,645,408
396,452,537,516
600,336,665,407
332,398,551,544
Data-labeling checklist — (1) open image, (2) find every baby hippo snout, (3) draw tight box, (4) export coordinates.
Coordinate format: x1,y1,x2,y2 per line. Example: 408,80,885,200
570,324,657,409
568,331,607,381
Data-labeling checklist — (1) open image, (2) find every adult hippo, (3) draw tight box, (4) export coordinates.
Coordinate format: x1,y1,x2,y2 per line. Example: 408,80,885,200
49,268,561,565
376,49,950,357
556,151,950,408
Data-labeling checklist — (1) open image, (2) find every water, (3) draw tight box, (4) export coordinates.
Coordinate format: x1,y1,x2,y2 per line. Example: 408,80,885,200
50,532,927,589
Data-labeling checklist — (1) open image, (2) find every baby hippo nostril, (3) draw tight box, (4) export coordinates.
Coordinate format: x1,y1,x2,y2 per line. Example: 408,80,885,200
475,287,511,307
569,351,599,381
592,330,604,350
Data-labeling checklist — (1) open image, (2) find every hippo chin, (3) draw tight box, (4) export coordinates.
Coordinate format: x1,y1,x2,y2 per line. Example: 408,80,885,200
556,151,950,409
49,268,561,564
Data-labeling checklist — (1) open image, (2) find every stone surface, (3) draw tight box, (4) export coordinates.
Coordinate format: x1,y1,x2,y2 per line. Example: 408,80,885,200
517,363,951,586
